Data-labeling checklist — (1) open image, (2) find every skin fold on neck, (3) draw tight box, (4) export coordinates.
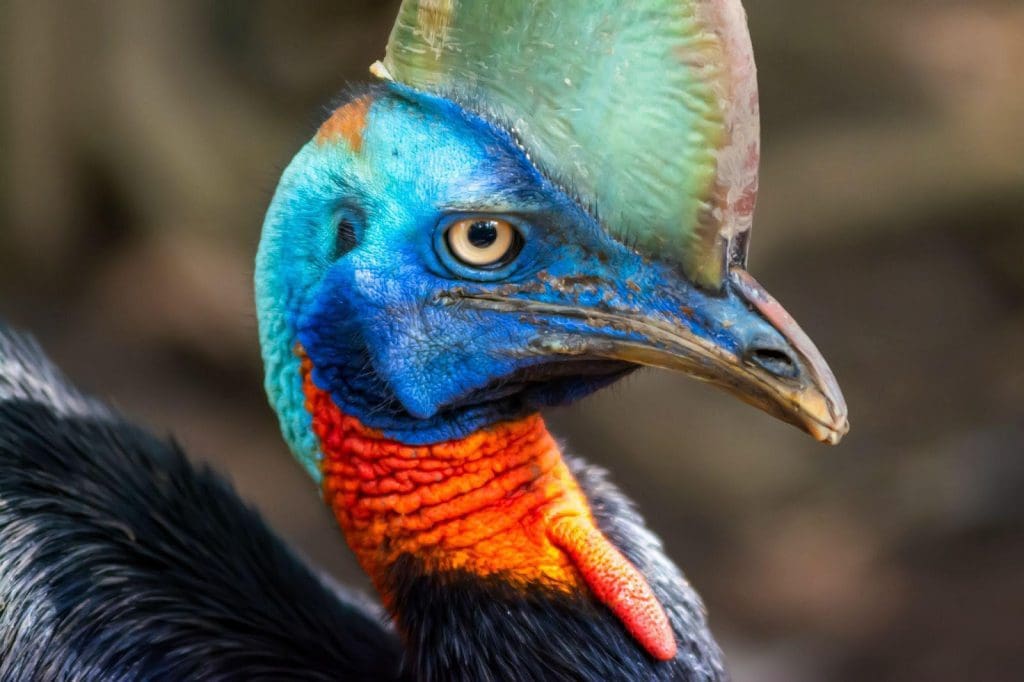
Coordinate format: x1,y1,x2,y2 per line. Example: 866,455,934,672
298,348,677,661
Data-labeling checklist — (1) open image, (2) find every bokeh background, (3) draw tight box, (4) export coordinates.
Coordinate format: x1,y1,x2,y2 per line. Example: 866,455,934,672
2,1,1022,680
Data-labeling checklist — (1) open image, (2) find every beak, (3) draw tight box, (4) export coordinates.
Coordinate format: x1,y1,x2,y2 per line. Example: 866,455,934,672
724,268,849,444
453,266,849,445
586,267,849,444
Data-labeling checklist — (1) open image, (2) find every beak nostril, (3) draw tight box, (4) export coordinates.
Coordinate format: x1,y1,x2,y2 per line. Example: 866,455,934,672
745,347,799,379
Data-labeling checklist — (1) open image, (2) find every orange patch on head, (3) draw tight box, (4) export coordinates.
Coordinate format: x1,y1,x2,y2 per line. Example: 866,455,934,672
298,350,676,661
316,95,374,151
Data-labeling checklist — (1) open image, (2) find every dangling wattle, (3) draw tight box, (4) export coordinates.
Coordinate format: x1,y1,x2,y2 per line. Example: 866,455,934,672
297,348,677,661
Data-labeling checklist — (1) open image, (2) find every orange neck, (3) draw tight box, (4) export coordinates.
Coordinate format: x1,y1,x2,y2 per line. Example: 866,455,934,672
300,353,677,661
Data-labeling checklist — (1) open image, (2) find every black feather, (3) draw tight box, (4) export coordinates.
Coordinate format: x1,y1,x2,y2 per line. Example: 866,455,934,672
0,324,408,681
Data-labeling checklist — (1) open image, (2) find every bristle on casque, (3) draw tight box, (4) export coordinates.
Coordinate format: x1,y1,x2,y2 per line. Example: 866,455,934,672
379,0,760,289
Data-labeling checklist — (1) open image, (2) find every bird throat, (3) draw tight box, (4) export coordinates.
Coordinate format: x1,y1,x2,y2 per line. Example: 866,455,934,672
298,351,677,661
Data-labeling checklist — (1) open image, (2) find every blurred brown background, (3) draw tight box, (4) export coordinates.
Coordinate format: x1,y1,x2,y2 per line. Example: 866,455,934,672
2,1,1023,680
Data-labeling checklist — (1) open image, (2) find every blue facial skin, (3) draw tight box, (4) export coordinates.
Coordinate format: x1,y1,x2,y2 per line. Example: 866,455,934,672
256,84,773,475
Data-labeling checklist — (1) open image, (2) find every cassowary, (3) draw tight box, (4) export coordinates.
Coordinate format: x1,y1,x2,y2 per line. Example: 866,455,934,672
0,1,848,680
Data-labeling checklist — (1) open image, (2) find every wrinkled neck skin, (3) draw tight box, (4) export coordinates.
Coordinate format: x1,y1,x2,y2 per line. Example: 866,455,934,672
299,350,677,667
298,346,727,680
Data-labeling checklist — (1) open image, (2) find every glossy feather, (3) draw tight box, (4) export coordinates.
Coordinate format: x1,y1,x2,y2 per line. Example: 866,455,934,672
0,325,407,681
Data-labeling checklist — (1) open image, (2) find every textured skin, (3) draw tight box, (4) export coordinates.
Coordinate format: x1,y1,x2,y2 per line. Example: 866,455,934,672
0,326,407,681
388,456,725,681
549,514,676,661
383,0,760,287
302,350,676,661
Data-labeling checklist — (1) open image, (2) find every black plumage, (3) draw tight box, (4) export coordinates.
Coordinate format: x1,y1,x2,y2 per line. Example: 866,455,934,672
0,326,406,681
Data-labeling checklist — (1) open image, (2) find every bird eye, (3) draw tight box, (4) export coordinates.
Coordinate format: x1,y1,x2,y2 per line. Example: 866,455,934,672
444,218,522,269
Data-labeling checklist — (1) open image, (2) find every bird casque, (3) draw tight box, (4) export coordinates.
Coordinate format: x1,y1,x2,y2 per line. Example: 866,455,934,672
0,1,848,680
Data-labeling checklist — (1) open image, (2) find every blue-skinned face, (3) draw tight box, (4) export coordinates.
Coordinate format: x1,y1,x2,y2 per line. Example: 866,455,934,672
256,84,847,476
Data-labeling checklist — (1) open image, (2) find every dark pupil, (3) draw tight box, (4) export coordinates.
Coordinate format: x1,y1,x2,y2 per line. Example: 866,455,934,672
467,221,499,248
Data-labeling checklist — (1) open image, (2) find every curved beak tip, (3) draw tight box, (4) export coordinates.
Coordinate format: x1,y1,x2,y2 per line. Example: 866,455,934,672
807,410,850,446
730,267,850,446
820,383,850,444
819,392,851,445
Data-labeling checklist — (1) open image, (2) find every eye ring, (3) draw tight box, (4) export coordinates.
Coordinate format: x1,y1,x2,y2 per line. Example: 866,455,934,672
444,217,523,269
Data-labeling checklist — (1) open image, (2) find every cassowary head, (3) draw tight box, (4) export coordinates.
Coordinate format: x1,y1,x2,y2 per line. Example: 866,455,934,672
255,0,849,478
